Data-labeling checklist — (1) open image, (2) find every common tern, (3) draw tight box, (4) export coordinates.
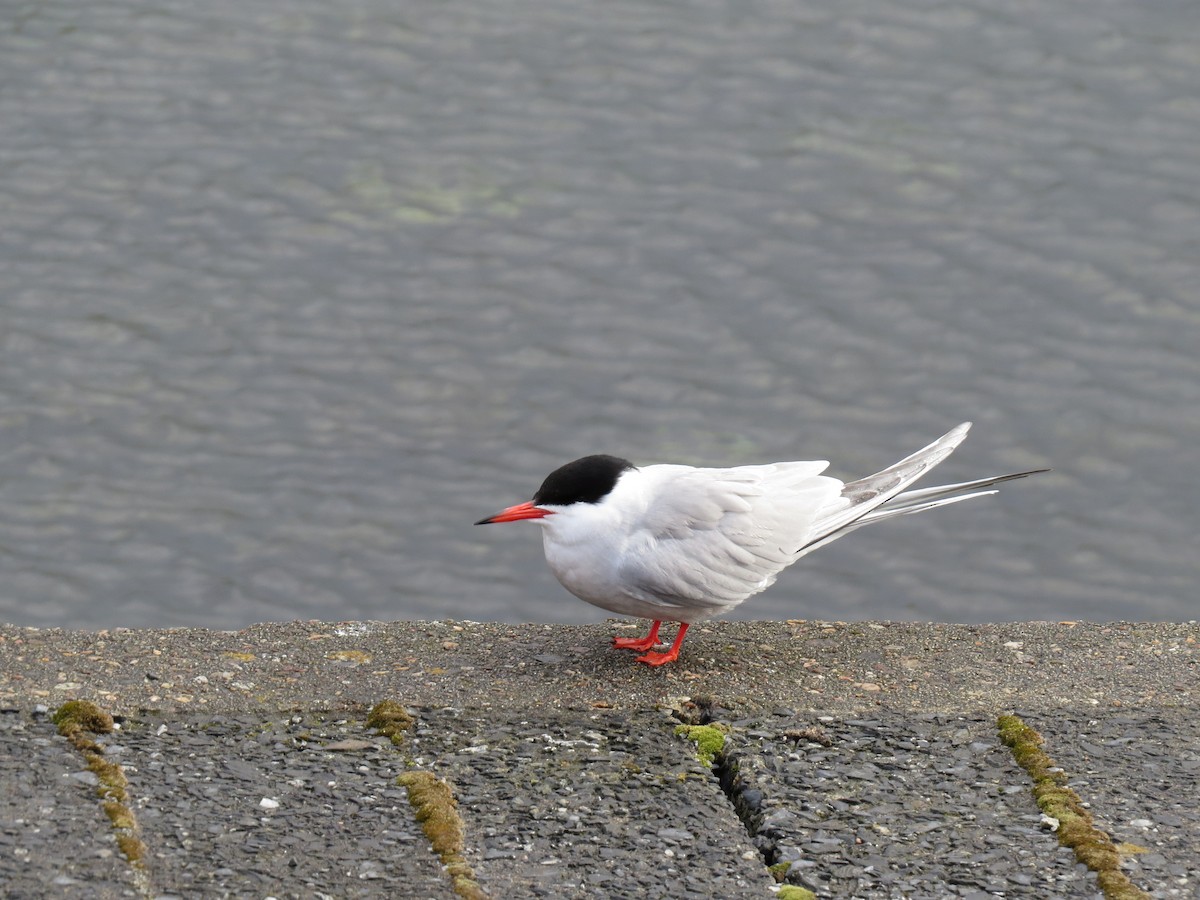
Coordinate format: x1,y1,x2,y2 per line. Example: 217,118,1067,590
476,422,1046,666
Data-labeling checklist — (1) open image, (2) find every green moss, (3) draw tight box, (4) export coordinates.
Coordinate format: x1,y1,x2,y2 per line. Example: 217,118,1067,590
370,704,485,898
103,800,135,830
54,702,127,801
1097,870,1157,900
87,754,128,804
397,771,486,900
399,771,464,855
115,831,147,863
54,701,147,875
673,723,729,768
52,700,114,736
776,887,817,900
367,700,415,747
768,860,792,883
997,714,1149,900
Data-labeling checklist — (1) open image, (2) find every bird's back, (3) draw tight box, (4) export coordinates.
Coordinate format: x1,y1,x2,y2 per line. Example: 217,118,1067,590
603,461,846,619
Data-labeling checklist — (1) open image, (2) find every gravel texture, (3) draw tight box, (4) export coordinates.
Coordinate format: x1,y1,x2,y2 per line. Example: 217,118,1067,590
0,710,139,899
2,620,1197,897
1027,709,1200,900
405,708,772,899
719,711,1102,898
2,620,1197,717
108,712,454,899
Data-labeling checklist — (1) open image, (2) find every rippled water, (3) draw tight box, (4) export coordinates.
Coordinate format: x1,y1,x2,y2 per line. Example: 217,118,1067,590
2,0,1198,629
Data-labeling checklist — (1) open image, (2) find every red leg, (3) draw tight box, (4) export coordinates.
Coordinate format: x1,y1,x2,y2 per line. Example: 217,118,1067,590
612,620,662,652
636,623,689,667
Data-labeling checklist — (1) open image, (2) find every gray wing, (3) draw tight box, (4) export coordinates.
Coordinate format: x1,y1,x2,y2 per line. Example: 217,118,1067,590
793,421,1051,558
794,422,973,558
616,462,844,614
610,423,1042,616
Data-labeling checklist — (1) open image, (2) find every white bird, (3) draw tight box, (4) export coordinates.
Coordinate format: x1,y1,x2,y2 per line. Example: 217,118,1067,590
475,422,1047,667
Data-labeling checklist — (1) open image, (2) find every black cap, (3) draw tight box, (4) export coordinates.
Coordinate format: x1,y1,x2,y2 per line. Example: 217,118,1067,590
532,454,636,506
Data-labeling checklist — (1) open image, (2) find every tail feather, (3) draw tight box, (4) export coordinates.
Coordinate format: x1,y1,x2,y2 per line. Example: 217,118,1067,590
859,489,999,524
799,422,971,552
795,423,1046,558
864,469,1050,520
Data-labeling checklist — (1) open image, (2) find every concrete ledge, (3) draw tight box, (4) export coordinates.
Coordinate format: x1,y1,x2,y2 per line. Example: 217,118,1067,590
1,619,1196,715
2,620,1196,898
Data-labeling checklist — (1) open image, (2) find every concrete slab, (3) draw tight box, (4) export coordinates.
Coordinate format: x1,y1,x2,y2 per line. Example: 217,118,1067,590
720,711,1100,898
109,712,454,898
406,708,772,898
1,619,1196,897
1028,709,1200,900
0,712,139,899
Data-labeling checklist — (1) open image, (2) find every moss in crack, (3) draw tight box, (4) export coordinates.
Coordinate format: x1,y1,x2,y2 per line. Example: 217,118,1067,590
53,701,151,884
115,832,148,866
88,754,129,804
398,770,486,900
768,861,792,883
52,700,114,738
367,700,415,747
674,723,729,768
103,800,135,830
368,701,485,898
997,714,1149,900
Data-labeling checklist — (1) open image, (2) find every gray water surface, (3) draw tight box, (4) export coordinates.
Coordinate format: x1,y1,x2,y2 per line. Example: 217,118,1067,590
2,0,1198,629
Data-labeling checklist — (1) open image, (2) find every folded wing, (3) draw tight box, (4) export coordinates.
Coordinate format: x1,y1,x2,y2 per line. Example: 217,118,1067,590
616,461,844,614
611,423,1043,618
